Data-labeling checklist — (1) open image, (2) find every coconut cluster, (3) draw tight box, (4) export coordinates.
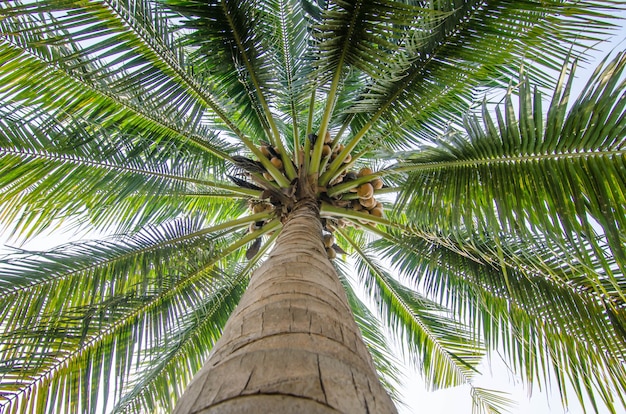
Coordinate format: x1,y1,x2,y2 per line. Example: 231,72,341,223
235,133,384,260
260,144,284,180
342,167,384,218
314,133,385,221
320,131,351,165
323,232,337,259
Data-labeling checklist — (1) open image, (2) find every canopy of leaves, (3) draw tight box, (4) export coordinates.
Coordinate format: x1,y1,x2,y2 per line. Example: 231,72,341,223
0,1,625,413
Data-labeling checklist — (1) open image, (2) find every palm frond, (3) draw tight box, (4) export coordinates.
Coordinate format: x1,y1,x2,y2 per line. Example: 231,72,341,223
373,229,626,412
321,0,624,184
0,217,249,354
0,104,251,236
258,0,313,153
111,230,278,413
0,215,280,413
309,0,437,85
341,229,485,390
396,52,626,290
110,264,248,414
308,0,441,173
0,1,238,155
346,229,516,412
165,0,299,174
471,387,516,414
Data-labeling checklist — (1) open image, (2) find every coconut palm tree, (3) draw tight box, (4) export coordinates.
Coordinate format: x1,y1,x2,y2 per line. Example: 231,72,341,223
0,0,625,413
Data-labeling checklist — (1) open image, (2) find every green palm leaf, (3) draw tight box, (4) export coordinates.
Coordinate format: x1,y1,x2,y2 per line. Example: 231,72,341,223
0,104,249,236
0,3,235,156
111,232,282,414
258,0,313,152
309,0,444,174
347,232,484,389
375,229,626,411
340,228,515,413
397,52,626,295
321,1,622,184
166,1,276,137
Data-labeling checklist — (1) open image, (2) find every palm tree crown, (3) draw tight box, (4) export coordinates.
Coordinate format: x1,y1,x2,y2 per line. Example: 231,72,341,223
0,0,625,413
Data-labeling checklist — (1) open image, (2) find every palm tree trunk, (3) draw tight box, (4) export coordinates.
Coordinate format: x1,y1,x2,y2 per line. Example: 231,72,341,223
174,199,397,413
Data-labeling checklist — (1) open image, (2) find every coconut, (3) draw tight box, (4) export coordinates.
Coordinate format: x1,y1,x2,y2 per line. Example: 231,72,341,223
343,153,352,163
322,144,332,156
330,175,343,186
260,145,271,158
357,183,374,199
270,157,283,170
323,233,334,248
252,203,266,214
360,196,377,209
370,206,384,217
324,131,332,143
334,171,346,184
263,172,274,181
326,247,337,259
352,199,363,211
371,178,383,190
357,209,370,225
358,167,373,177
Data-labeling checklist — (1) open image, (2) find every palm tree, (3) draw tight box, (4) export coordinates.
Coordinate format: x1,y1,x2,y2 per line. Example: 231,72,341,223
0,0,625,413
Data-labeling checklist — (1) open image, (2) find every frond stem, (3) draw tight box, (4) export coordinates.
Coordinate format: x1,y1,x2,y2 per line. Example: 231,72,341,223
219,0,296,180
0,212,271,298
0,148,260,196
390,149,626,173
311,0,364,176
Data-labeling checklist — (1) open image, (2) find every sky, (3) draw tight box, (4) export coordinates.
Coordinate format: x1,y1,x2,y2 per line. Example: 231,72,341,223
1,7,625,414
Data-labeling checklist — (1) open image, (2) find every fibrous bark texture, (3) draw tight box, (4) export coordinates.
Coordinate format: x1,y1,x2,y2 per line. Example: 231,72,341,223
174,200,397,413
